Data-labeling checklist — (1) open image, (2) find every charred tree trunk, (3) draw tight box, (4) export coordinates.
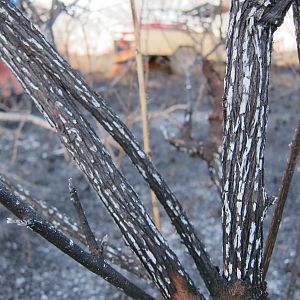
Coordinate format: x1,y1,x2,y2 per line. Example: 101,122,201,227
222,0,293,298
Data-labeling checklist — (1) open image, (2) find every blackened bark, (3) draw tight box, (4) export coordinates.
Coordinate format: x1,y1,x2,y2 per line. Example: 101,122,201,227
260,0,294,27
222,0,275,294
0,179,154,300
45,30,222,299
0,2,204,299
293,0,300,63
0,174,150,281
0,1,296,299
69,179,101,255
221,0,296,297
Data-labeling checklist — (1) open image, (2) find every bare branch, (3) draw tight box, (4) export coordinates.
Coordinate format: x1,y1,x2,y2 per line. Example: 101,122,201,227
166,60,223,195
260,0,294,27
0,111,53,131
68,178,100,256
263,120,300,279
166,135,222,196
293,0,300,63
0,179,154,300
220,1,289,293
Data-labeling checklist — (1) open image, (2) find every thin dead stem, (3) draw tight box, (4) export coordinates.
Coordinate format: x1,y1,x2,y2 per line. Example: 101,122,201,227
69,178,101,256
0,112,53,131
130,0,161,231
263,120,300,279
11,120,25,163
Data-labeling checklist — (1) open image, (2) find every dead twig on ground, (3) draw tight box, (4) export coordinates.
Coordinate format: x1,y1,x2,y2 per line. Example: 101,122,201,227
11,119,25,163
0,112,53,131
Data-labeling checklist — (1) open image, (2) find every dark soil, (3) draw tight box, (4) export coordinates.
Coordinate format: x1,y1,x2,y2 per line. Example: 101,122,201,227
0,64,299,300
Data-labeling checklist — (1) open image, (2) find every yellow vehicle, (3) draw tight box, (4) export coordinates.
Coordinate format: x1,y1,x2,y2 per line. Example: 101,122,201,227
113,23,225,74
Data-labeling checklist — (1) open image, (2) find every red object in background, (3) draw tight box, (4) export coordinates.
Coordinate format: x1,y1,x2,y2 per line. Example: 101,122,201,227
0,59,23,97
141,23,186,30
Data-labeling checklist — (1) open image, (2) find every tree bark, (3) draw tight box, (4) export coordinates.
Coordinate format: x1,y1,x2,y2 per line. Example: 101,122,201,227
222,0,293,297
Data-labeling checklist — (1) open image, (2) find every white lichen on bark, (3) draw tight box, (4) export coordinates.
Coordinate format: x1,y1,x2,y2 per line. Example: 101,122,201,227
222,0,274,285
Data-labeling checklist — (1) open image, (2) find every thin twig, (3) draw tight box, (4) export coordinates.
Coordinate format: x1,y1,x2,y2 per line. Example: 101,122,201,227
293,0,300,64
263,120,300,279
0,126,16,135
11,120,25,163
68,178,100,255
0,112,53,131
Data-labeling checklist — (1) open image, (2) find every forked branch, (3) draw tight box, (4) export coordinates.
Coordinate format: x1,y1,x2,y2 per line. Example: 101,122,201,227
69,178,101,255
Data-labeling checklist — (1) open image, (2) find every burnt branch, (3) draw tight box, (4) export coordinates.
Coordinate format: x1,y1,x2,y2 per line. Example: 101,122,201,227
68,178,101,256
0,111,53,131
66,37,221,300
263,120,300,279
0,3,204,299
0,1,221,297
221,0,288,292
0,173,149,281
293,0,300,64
260,0,294,28
0,179,154,300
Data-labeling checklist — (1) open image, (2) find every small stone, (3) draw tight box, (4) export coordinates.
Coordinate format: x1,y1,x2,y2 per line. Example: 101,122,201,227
41,294,48,300
15,277,25,288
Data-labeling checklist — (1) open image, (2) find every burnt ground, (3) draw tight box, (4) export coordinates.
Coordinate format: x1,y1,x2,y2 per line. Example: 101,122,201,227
0,63,299,300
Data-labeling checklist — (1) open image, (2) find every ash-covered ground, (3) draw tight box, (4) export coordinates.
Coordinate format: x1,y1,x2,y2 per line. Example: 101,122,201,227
0,64,299,300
